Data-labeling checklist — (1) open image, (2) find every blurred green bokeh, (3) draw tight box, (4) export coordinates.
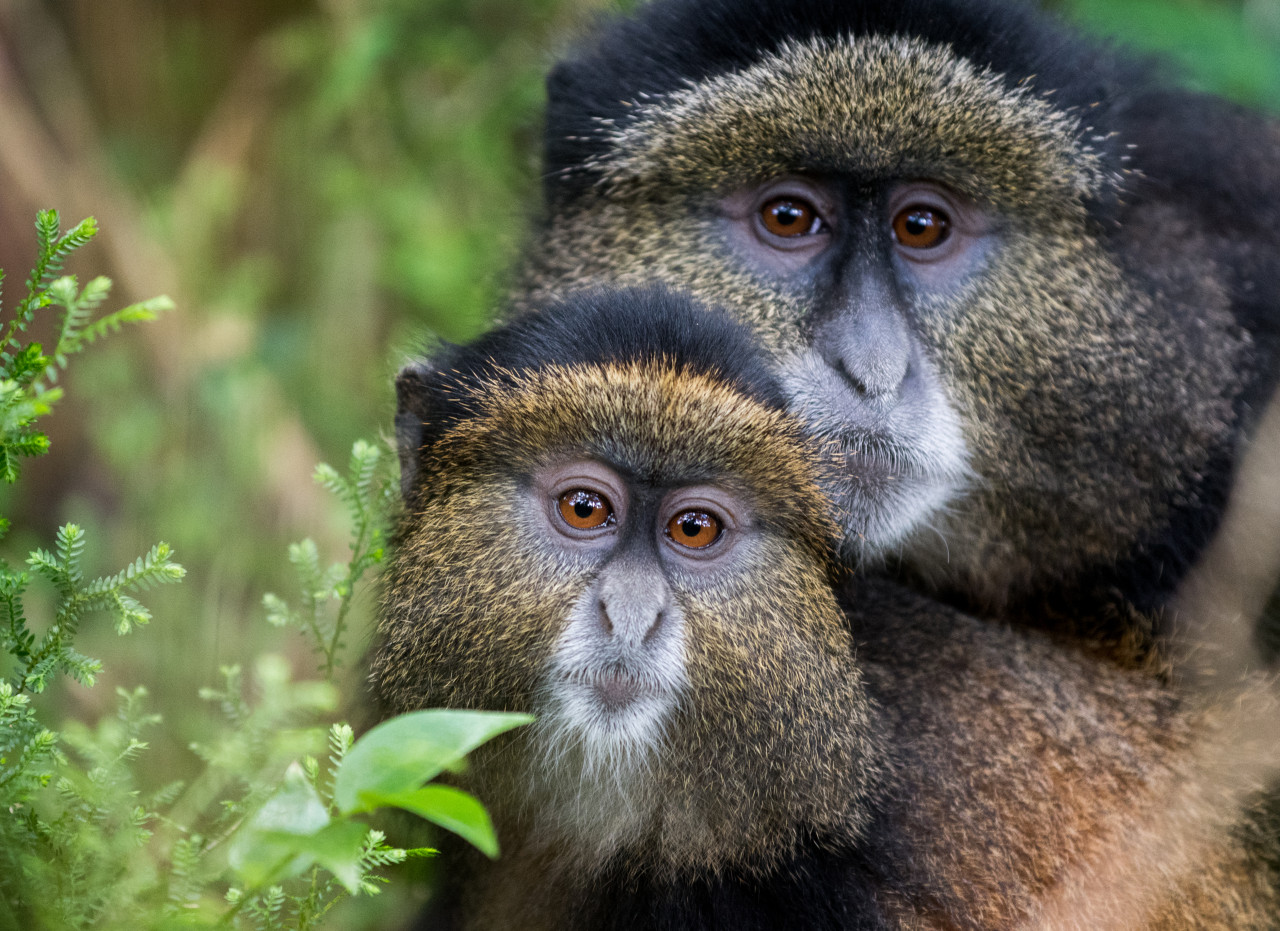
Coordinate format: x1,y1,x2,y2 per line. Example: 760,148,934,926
0,0,1275,923
1058,0,1280,110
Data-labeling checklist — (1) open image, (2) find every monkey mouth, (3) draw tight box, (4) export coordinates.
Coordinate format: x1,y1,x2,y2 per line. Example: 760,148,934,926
779,350,971,556
577,668,653,712
546,630,688,746
825,431,969,555
550,665,675,726
591,669,639,710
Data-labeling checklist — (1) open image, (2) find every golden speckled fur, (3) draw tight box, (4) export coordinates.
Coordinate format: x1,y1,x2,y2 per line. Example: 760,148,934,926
375,360,881,877
373,324,1280,929
388,1,1280,923
514,12,1276,657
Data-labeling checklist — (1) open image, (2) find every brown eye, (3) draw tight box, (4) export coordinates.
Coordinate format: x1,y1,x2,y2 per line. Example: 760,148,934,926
558,490,614,530
760,197,821,238
666,510,722,549
892,205,950,249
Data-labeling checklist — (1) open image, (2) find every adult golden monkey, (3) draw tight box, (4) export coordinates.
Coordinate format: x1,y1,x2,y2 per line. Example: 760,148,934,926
512,0,1280,662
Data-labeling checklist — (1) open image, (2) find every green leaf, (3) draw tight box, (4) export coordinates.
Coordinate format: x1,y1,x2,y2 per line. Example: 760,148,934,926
78,294,174,347
258,820,370,895
360,783,500,858
332,709,532,814
228,761,331,887
262,592,293,627
3,342,47,383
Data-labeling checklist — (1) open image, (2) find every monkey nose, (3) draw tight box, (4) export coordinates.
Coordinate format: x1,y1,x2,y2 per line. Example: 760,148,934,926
816,294,911,401
597,598,665,646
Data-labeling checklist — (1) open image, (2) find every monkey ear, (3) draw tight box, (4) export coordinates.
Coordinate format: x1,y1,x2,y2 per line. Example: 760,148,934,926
394,361,448,500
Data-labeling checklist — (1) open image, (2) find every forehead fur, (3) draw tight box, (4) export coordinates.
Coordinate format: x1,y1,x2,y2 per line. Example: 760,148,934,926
429,359,839,544
582,35,1117,210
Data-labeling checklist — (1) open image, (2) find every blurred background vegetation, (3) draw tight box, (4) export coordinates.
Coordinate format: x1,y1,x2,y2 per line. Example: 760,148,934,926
0,0,1276,924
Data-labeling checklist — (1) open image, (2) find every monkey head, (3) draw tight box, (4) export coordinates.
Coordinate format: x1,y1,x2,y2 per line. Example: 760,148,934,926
515,0,1280,633
373,288,880,876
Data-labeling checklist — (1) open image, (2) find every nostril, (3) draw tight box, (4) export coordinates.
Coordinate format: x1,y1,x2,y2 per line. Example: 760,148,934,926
831,343,909,401
642,609,664,645
836,358,871,397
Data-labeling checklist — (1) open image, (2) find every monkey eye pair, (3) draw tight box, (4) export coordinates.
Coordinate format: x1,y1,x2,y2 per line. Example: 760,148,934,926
732,177,987,279
759,195,950,250
556,489,723,549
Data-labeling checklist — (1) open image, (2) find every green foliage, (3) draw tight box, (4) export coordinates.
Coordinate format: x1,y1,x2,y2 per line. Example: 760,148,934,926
0,210,174,486
0,211,186,928
263,440,396,677
0,211,532,928
1059,0,1280,112
334,709,534,859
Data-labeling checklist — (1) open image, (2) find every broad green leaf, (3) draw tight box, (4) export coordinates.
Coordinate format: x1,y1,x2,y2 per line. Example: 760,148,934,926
228,762,330,887
333,709,532,814
361,783,499,858
257,820,370,894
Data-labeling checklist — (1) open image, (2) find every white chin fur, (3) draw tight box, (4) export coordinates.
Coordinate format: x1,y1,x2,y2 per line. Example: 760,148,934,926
780,349,972,560
542,672,679,766
526,607,688,850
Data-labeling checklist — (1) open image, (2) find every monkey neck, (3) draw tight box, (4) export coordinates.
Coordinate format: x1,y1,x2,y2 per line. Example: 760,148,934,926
478,695,886,881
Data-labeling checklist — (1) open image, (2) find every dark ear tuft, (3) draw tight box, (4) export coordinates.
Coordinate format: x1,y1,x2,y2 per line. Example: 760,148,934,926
395,361,440,500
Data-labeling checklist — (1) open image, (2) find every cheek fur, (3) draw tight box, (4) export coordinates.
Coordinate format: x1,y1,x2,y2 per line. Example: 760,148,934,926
374,498,592,714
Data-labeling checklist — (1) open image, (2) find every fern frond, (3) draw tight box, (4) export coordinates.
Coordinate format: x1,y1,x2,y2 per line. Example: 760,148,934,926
7,213,97,363
60,647,103,687
19,213,97,315
47,286,173,379
69,275,110,315
312,462,354,516
0,726,58,788
48,276,92,357
149,779,185,809
166,834,204,909
17,652,57,692
20,211,60,306
38,217,96,293
80,542,185,598
55,216,97,255
325,723,354,807
348,440,381,512
262,592,295,628
287,539,325,606
76,295,174,348
108,592,151,634
55,523,86,586
4,431,50,459
26,546,71,597
358,830,410,871
0,571,35,662
2,342,47,384
34,210,59,257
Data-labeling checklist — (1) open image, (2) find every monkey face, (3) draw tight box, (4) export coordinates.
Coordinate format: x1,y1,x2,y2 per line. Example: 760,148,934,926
531,455,744,760
375,351,878,871
519,27,1255,613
